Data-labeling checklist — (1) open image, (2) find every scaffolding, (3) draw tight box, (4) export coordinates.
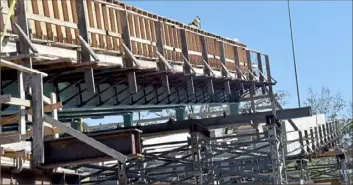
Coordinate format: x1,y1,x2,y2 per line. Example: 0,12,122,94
0,0,350,184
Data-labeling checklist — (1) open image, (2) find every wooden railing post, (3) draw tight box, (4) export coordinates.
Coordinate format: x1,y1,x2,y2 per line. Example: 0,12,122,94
15,0,31,135
76,0,96,93
119,8,137,94
200,36,214,96
322,123,328,146
318,125,324,147
304,130,310,153
154,20,170,94
246,50,256,112
218,41,231,95
50,92,59,138
256,53,266,94
233,46,242,80
314,126,320,148
179,29,195,97
31,73,44,167
310,127,316,151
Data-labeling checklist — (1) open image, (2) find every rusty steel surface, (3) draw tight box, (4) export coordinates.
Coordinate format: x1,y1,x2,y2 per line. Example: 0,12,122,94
43,129,142,167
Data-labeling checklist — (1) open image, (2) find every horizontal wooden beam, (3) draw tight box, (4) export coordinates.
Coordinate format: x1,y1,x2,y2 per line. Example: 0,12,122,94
0,134,22,145
1,102,63,125
0,59,48,77
0,95,11,104
0,95,31,107
26,126,61,137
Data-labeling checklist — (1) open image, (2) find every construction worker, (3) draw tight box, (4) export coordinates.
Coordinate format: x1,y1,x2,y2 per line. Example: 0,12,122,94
189,16,201,29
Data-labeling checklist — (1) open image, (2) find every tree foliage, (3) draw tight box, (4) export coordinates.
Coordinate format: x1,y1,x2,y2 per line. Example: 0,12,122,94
303,86,346,120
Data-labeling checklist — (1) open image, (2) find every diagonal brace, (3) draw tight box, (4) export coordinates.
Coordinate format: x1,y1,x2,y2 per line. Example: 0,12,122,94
43,115,128,162
13,23,38,53
78,36,99,62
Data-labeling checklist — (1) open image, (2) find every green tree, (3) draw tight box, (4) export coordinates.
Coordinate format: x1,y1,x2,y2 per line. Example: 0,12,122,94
304,86,346,120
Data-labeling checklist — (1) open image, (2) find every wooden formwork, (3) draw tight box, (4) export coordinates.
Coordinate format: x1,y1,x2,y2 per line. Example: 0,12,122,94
1,0,251,73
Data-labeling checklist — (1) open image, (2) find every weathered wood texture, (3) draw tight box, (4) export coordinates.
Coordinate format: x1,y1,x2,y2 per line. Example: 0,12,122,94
0,0,250,73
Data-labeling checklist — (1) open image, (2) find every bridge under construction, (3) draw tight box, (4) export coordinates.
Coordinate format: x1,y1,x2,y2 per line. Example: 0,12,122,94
0,0,351,184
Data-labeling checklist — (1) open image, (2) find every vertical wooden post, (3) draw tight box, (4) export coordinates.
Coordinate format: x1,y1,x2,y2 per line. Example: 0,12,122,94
15,0,32,91
18,71,26,135
15,0,30,136
31,73,44,167
314,126,320,148
76,0,96,93
154,20,170,94
328,122,334,147
322,124,327,145
318,125,323,147
219,41,231,95
50,92,59,138
233,46,242,80
304,130,310,153
119,8,137,94
256,53,266,94
246,50,256,112
265,55,276,116
200,36,214,96
310,127,316,151
179,29,195,96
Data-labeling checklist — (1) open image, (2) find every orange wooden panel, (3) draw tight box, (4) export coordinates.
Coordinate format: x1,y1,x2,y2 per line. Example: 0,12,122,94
102,4,112,49
70,0,79,44
225,62,235,71
86,0,97,47
61,0,72,43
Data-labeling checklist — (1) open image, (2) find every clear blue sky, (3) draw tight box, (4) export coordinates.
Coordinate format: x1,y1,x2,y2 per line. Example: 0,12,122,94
85,1,352,125
126,0,352,108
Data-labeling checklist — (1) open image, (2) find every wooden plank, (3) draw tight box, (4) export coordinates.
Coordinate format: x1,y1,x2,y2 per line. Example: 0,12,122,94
94,2,104,48
41,0,53,40
31,73,44,167
134,15,142,55
26,125,61,137
0,95,11,104
0,59,48,77
86,0,97,47
140,17,147,56
31,0,43,39
70,0,79,44
61,0,72,43
0,102,63,126
109,8,118,50
43,114,128,162
102,4,111,49
2,97,31,107
52,0,63,42
0,134,21,145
